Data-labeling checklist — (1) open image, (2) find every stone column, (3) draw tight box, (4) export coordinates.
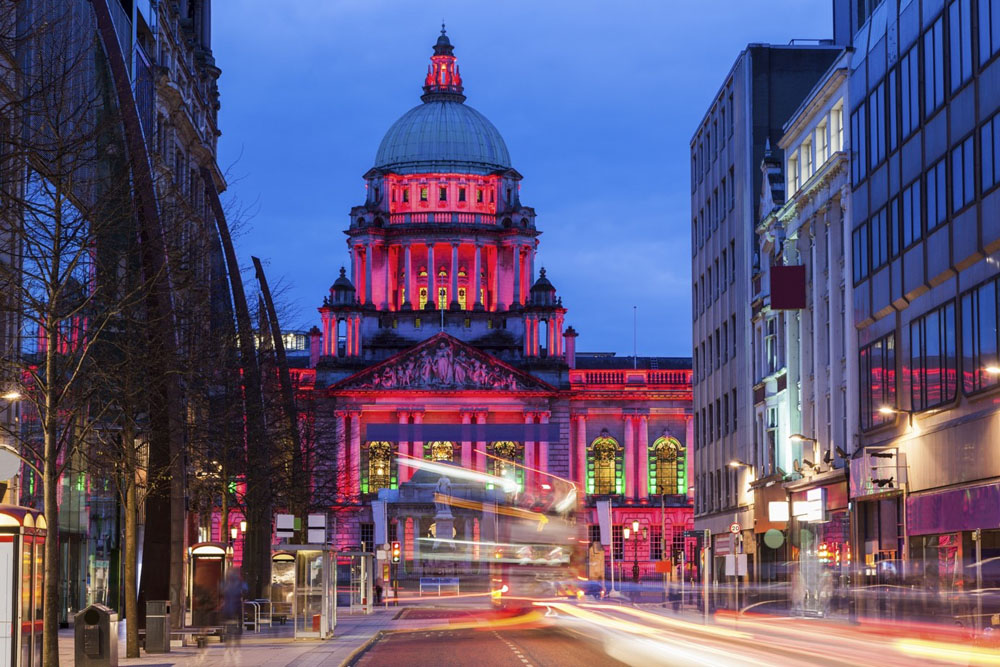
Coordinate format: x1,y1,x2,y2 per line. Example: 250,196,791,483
638,415,649,499
475,412,487,472
538,412,550,482
383,244,391,310
413,411,424,464
473,244,482,309
426,243,436,309
524,413,535,491
461,412,472,469
623,414,635,498
403,243,414,309
450,243,460,308
523,315,532,357
527,245,535,288
398,411,411,482
364,243,374,306
548,317,556,355
576,414,587,489
512,246,522,306
349,412,361,500
351,245,359,294
491,246,499,311
335,410,348,502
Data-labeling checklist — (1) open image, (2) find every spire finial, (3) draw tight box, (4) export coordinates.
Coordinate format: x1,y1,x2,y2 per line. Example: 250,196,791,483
441,21,446,35
423,24,464,102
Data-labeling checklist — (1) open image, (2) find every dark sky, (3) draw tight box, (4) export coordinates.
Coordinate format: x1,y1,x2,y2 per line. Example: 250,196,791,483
212,1,832,357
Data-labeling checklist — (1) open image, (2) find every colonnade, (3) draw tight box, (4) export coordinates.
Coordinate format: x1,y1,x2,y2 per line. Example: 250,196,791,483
573,413,657,500
349,240,536,311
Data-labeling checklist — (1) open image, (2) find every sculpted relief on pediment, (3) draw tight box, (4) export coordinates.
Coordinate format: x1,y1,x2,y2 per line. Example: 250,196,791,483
342,339,540,391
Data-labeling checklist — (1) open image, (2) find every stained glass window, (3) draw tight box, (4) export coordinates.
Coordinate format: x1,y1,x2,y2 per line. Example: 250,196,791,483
649,436,685,495
489,441,523,490
427,441,454,461
364,441,395,493
588,432,621,495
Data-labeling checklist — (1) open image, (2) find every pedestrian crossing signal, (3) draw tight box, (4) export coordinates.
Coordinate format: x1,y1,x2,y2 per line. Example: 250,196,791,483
391,541,401,563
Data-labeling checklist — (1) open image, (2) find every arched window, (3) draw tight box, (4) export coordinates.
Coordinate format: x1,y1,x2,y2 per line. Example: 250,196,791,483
649,436,685,495
427,441,454,462
488,441,523,490
336,319,347,357
588,431,621,495
365,441,394,493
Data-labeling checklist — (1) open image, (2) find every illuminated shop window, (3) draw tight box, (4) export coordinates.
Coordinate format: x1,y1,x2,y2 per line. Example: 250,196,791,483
588,431,622,495
426,441,455,461
488,441,524,491
649,436,686,495
363,441,396,493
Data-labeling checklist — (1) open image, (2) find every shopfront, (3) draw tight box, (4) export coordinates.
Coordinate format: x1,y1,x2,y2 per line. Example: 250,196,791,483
784,475,850,617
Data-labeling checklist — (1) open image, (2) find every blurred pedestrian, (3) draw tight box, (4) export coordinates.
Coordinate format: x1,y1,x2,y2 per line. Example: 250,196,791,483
375,580,384,605
222,569,243,643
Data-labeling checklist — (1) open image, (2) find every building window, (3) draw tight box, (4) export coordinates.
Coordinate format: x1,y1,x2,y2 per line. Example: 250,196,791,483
981,0,1000,64
926,158,948,230
365,441,395,493
729,240,735,282
860,333,896,431
731,388,737,432
900,47,920,138
982,111,1000,193
402,188,410,203
870,207,888,271
589,432,621,495
816,120,829,164
802,139,813,180
910,301,958,411
419,187,428,202
952,135,975,212
788,152,800,194
439,186,447,202
901,179,922,247
458,187,466,202
489,441,523,490
868,83,885,169
850,103,867,184
650,525,663,560
728,167,735,209
360,523,375,550
650,436,684,495
612,525,624,561
962,277,1000,394
924,18,945,115
427,441,454,461
887,70,898,152
589,524,601,545
949,0,973,92
833,103,844,152
765,317,779,375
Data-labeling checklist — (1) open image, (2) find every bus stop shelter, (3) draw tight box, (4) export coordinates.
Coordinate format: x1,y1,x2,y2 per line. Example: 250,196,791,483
0,504,46,667
274,545,337,640
337,551,375,615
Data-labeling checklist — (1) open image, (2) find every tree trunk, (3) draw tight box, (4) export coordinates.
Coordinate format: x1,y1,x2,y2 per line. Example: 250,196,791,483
42,317,60,667
124,422,139,658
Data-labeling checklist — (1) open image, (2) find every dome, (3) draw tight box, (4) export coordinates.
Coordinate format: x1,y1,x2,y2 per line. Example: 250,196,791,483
372,28,512,176
374,100,511,175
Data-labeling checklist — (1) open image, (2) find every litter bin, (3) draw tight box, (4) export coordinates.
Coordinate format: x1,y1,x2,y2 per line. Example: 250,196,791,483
145,600,171,654
74,604,119,667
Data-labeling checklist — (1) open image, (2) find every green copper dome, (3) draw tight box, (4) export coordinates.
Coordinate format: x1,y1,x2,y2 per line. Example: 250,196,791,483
373,29,511,176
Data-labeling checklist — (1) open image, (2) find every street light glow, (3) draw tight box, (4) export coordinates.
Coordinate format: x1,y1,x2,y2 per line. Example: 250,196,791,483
984,365,1000,375
1,391,21,401
789,433,817,443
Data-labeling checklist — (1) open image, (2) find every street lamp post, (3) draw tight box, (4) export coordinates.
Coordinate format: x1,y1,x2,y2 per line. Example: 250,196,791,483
623,520,647,600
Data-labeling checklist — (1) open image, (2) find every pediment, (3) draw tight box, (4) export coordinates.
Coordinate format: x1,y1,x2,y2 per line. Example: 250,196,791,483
331,333,554,393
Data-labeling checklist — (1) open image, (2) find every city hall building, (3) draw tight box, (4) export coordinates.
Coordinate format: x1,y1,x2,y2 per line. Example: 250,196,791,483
292,30,693,580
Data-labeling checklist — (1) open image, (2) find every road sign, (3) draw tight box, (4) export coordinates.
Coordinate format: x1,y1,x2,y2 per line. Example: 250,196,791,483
684,529,709,539
729,522,741,534
0,447,22,481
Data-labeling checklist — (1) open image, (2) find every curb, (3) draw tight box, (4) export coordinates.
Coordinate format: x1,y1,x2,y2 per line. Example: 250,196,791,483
340,629,387,667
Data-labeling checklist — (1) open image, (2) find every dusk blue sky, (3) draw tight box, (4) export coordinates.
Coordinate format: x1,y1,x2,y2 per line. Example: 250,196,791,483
212,1,832,357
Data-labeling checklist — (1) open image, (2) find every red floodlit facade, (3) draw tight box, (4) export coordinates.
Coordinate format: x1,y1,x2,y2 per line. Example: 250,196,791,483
293,29,693,583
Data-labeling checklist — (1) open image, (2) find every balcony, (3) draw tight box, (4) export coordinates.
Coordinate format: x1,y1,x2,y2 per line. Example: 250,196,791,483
388,212,497,225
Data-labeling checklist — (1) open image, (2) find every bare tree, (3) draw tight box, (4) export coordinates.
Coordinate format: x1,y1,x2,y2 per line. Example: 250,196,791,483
0,4,150,663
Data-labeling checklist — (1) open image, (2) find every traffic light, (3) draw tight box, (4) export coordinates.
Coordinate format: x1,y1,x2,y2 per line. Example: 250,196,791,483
391,541,401,563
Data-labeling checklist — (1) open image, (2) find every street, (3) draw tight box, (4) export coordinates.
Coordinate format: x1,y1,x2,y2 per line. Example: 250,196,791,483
354,626,626,667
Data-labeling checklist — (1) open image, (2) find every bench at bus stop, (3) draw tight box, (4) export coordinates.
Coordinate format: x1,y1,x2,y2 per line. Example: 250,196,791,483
419,577,460,596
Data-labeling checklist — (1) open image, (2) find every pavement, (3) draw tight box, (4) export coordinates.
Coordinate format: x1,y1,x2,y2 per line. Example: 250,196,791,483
56,606,432,667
